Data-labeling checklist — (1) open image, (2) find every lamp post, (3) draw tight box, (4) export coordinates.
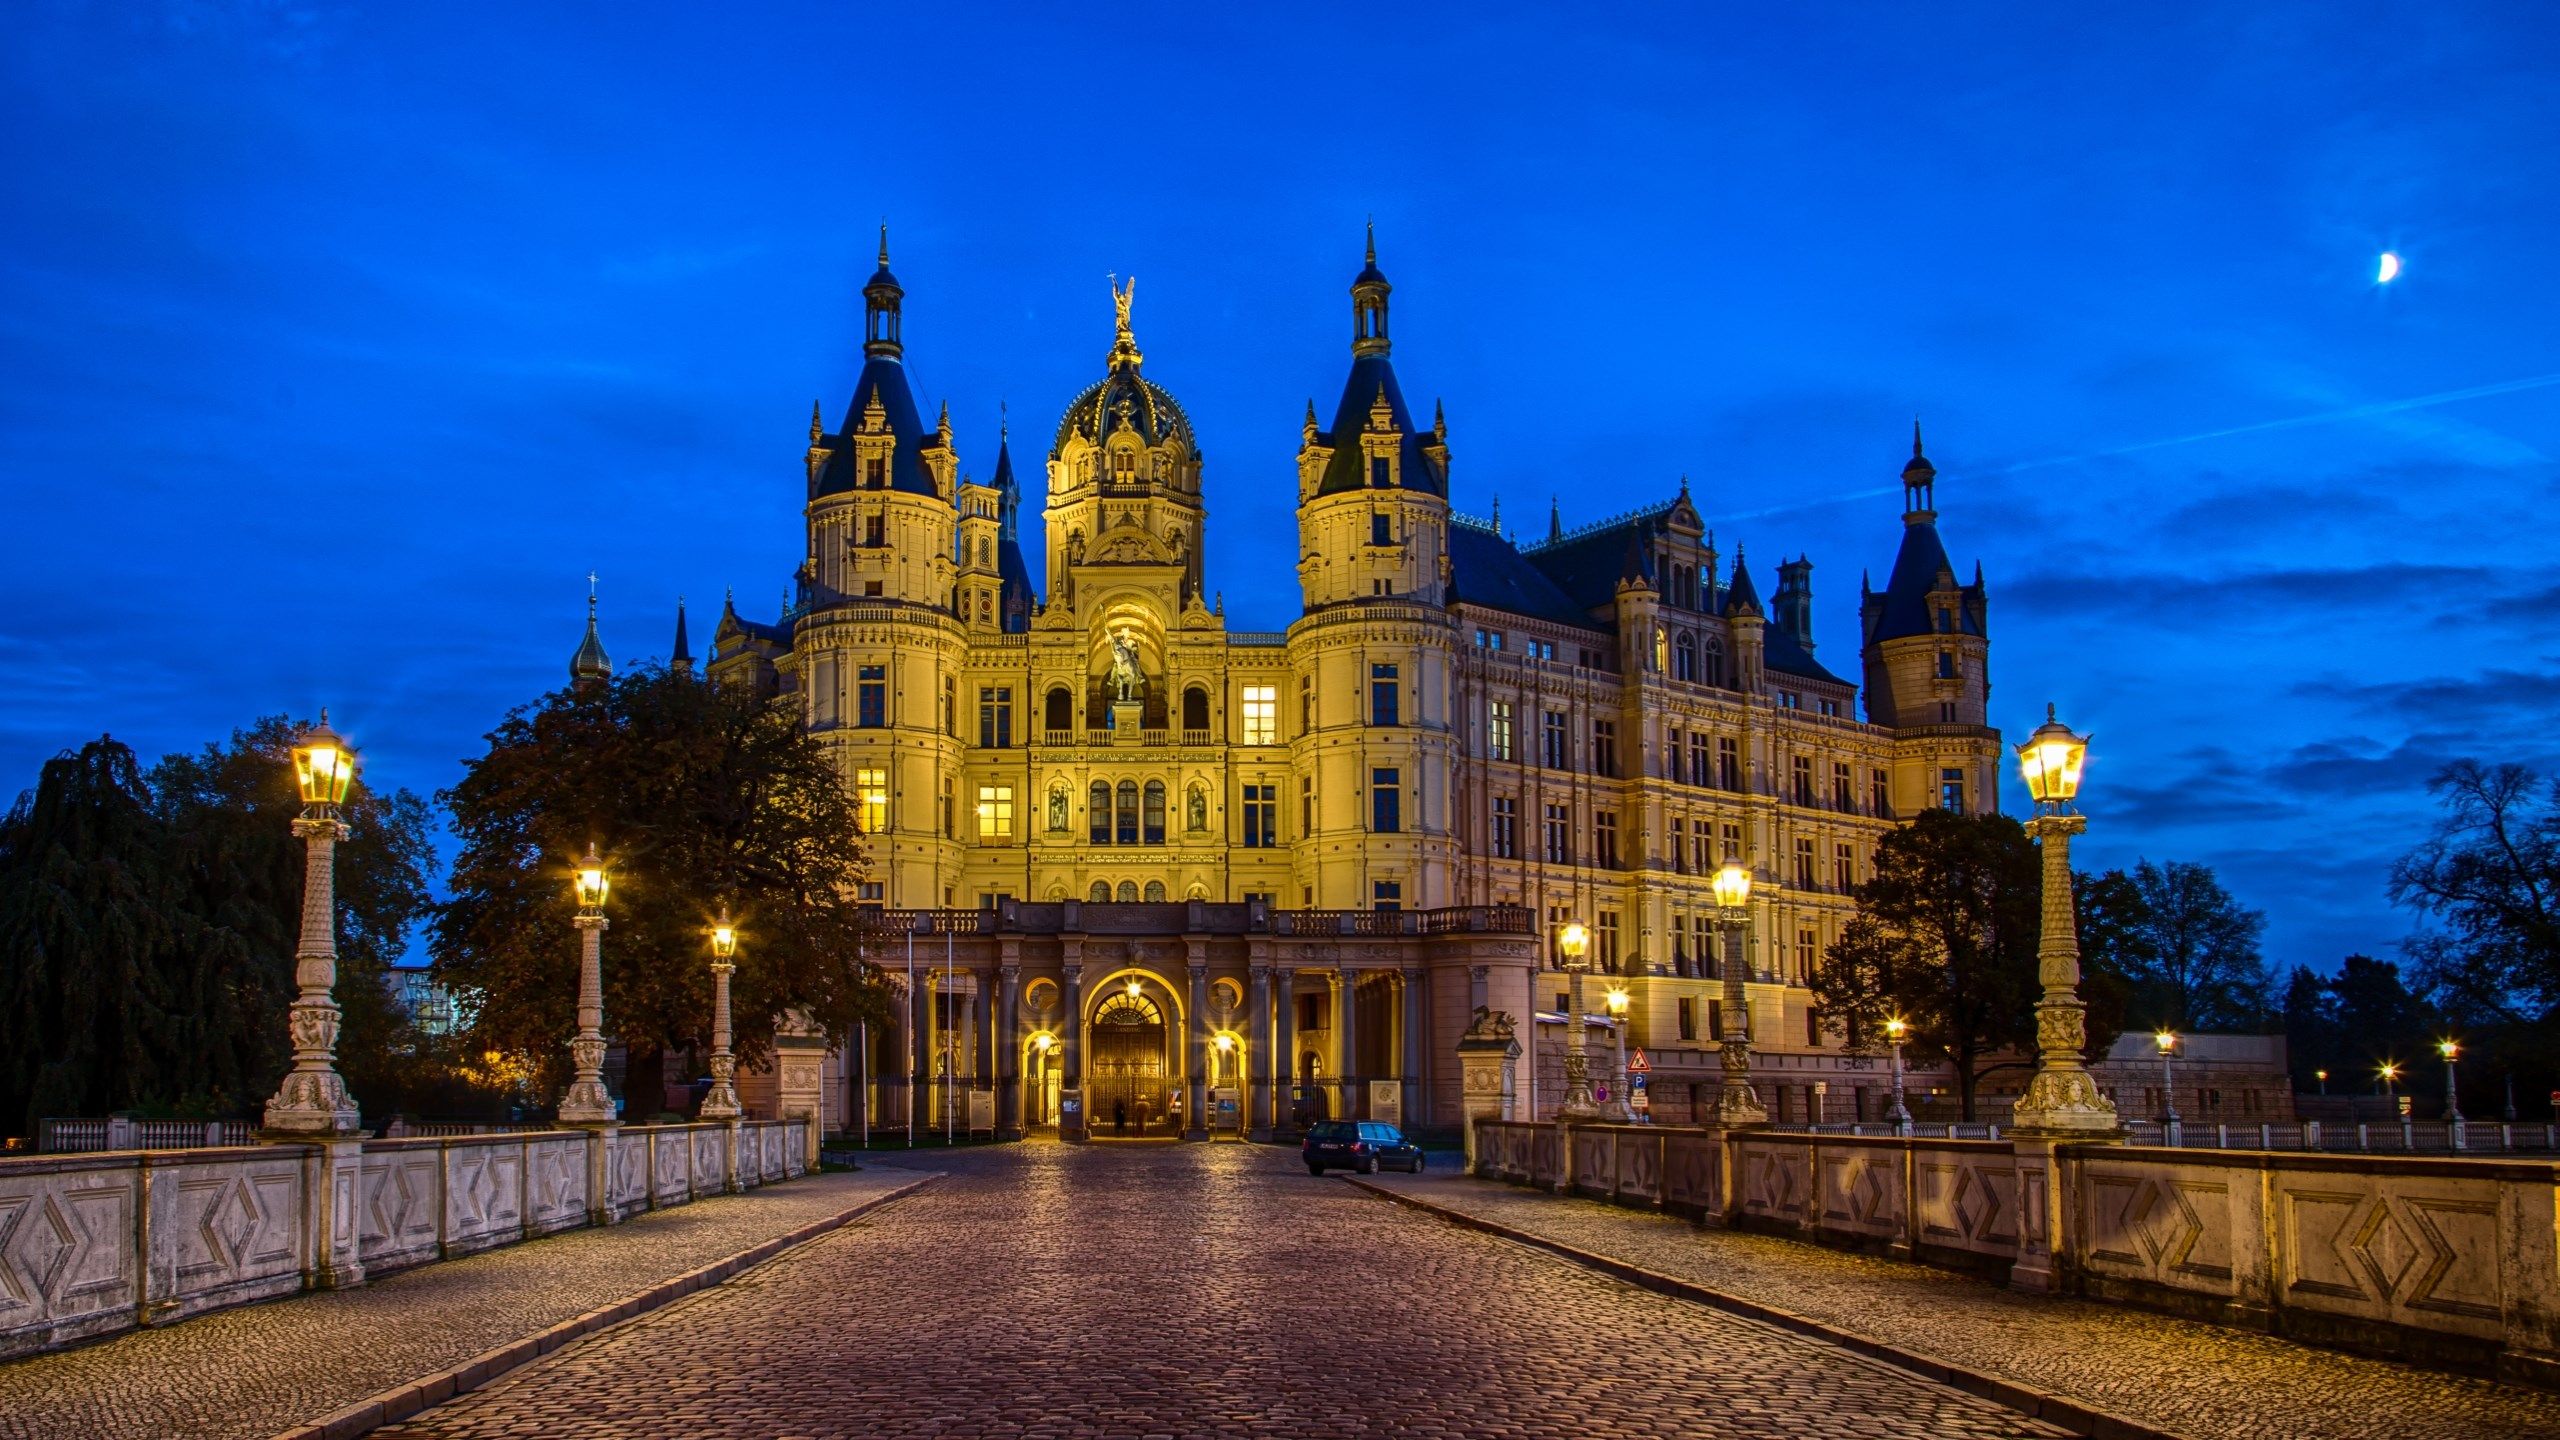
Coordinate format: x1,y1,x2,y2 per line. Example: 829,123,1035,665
1884,1016,1913,1135
699,909,743,1120
262,713,364,1136
1556,920,1600,1120
2439,1038,2464,1148
1711,859,1768,1127
2154,1029,2181,1136
558,843,618,1124
2007,705,2121,1137
1605,986,1633,1123
2315,1068,2328,1097
2378,1060,2402,1113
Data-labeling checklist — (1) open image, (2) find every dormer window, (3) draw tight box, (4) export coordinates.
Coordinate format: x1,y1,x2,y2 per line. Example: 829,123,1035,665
1371,456,1391,488
1936,606,1952,633
1937,650,1956,679
865,458,885,489
1371,513,1392,545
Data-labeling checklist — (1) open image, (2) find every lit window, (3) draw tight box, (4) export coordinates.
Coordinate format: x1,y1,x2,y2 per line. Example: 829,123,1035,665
854,768,887,835
976,785,1014,844
1241,685,1278,745
1941,767,1966,813
1487,701,1514,761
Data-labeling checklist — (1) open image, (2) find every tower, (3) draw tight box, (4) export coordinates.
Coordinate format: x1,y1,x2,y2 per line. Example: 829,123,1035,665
570,588,610,691
1859,425,1998,814
1294,227,1452,609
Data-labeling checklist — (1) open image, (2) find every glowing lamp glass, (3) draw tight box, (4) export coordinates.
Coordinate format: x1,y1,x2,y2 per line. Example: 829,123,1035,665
1556,921,1590,966
2438,1039,2459,1060
292,718,357,808
2016,707,2090,806
1884,1017,1908,1041
1605,987,1629,1015
1124,977,1142,1001
1711,861,1752,910
1213,1032,1234,1053
711,912,737,960
573,843,610,911
2153,1029,2177,1055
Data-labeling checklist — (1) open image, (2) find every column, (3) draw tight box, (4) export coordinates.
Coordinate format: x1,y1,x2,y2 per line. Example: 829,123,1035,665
1247,962,1274,1142
1060,949,1086,1141
1185,950,1210,1141
1400,965,1427,1130
1272,966,1299,1136
1336,967,1360,1120
910,972,931,1139
997,958,1024,1141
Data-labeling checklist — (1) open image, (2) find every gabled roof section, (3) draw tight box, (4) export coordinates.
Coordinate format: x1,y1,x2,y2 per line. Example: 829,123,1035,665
814,355,941,498
1522,501,1683,615
1313,356,1446,496
1448,518,1593,628
1764,610,1846,684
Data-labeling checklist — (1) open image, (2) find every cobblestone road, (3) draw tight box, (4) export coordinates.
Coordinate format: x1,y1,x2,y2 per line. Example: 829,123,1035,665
379,1142,2068,1439
0,1168,918,1440
1367,1167,2560,1440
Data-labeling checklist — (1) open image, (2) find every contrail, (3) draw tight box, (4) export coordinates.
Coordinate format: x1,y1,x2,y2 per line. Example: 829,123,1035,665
1717,370,2560,521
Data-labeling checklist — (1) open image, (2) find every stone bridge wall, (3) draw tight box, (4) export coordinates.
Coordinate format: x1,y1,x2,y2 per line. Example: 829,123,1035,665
0,1119,809,1360
1474,1119,2560,1385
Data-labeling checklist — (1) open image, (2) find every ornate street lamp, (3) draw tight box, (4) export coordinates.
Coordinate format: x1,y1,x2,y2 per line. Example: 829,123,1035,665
699,909,743,1120
1884,1016,1913,1135
2154,1029,2181,1130
1555,919,1599,1120
558,842,618,1124
2007,706,2121,1137
2439,1038,2464,1144
262,713,364,1136
2315,1068,2329,1096
1710,859,1767,1126
1605,986,1634,1123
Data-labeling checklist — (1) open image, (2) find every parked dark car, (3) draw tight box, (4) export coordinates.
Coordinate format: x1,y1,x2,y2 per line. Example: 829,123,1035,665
1302,1120,1425,1175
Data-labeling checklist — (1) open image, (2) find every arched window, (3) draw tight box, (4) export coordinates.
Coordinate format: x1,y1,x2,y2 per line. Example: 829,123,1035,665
1704,644,1728,689
1088,781,1111,843
1143,880,1166,903
1142,780,1167,844
1046,685,1073,734
1674,632,1698,682
1182,686,1210,733
1116,780,1139,845
1116,880,1138,903
1087,880,1111,903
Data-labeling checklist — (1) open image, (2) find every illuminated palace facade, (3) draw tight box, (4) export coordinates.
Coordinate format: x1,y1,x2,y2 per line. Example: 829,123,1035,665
703,237,2000,1140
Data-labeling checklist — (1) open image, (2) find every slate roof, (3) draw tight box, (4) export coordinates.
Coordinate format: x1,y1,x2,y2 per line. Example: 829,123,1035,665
1313,354,1447,497
814,355,941,498
1448,520,1592,627
1868,515,1983,643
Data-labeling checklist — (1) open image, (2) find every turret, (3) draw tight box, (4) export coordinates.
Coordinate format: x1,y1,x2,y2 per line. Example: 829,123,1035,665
570,589,610,691
1722,548,1765,692
1296,230,1449,609
1774,555,1814,654
1858,424,1998,815
670,597,693,673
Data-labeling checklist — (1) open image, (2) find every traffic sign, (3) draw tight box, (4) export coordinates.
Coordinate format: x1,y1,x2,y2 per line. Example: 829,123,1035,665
1627,1047,1651,1075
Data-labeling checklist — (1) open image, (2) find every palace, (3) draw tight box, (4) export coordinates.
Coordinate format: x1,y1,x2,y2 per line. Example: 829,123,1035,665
649,233,2001,1141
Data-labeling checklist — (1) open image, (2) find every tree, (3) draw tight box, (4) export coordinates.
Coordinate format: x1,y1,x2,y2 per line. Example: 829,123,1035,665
147,717,436,1118
432,665,892,1118
2391,761,2560,1044
1813,808,2043,1120
2075,860,2270,1031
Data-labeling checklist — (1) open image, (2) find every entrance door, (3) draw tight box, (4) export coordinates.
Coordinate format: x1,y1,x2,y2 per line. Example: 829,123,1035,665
1088,993,1168,1136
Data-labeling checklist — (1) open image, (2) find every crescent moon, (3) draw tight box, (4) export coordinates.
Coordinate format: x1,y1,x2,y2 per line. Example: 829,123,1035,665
2377,252,2402,283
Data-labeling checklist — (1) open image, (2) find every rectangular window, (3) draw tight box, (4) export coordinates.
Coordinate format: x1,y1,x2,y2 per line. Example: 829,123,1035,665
976,784,1015,844
1371,768,1401,833
1594,811,1619,870
1240,685,1278,745
1777,690,1802,709
1677,997,1698,1041
1487,701,1514,762
1593,719,1617,778
1718,737,1740,790
1372,880,1402,912
1708,997,1724,1041
1543,803,1573,865
1369,664,1400,726
1721,823,1743,867
1792,755,1814,806
1370,512,1392,545
1490,796,1518,858
1302,775,1315,835
1692,820,1712,876
1664,725,1682,779
1242,783,1277,848
1833,763,1853,812
1672,912,1690,967
1817,698,1841,717
1298,993,1327,1032
1542,710,1569,769
978,687,1012,749
1370,456,1391,488
854,767,887,835
863,512,884,546
1690,734,1711,787
1871,770,1891,818
1797,928,1818,984
1938,650,1956,679
1300,675,1314,732
857,665,887,728
1794,838,1816,890
1597,911,1621,970
1835,843,1855,894
1941,767,1966,813
863,580,884,597
865,457,885,489
858,881,885,903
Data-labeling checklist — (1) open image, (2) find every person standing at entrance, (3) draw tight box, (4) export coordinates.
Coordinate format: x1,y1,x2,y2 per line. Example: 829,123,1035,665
1112,1098,1127,1137
1135,1095,1152,1136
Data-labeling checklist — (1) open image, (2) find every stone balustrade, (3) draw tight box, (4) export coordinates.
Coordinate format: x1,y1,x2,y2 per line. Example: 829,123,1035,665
1473,1118,2560,1385
0,1119,809,1361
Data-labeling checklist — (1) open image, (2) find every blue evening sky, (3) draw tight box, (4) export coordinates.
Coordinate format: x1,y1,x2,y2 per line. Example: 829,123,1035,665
4,3,2555,978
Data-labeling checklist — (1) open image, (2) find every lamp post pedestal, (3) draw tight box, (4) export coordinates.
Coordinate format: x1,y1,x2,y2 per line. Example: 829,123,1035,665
1715,913,1768,1128
2009,813,2121,1139
559,914,619,1125
700,957,743,1122
1887,1039,1913,1136
263,816,363,1138
1557,966,1602,1121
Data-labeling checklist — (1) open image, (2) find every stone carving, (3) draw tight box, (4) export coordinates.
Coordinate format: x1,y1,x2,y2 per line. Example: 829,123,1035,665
1048,782,1069,832
1185,783,1208,832
1106,626,1145,701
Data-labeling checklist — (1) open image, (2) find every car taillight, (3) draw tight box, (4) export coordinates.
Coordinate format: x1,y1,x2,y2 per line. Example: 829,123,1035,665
1352,1142,1368,1152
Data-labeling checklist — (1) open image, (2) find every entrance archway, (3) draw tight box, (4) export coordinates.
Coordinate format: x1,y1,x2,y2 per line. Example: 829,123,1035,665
1088,988,1170,1136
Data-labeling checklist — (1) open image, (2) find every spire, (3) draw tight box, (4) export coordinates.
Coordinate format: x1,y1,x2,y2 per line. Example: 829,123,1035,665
862,226,904,360
570,585,611,688
1548,496,1562,543
809,400,824,444
1303,398,1319,445
1490,493,1501,530
670,597,693,673
1352,226,1391,356
1722,546,1763,616
1902,417,1937,517
1432,397,1446,443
